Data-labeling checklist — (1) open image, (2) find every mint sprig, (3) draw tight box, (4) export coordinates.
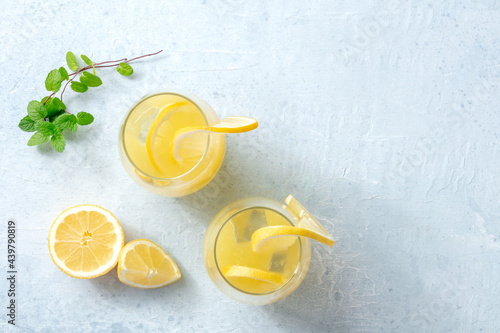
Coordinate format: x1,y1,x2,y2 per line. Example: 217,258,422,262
19,50,163,152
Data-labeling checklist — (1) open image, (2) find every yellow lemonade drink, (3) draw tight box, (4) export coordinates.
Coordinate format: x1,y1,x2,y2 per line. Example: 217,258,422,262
215,208,302,294
118,92,225,197
204,197,313,305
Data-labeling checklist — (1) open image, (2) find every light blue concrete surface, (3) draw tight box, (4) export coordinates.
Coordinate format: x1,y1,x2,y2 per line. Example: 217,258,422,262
1,1,499,332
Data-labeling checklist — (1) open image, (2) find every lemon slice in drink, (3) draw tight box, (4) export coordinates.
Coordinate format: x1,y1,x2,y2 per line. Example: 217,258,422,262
117,239,181,289
251,196,335,253
48,205,124,279
224,265,283,286
171,116,258,161
145,102,188,172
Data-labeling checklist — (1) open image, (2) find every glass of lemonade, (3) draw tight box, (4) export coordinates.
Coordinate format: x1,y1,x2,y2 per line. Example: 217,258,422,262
203,196,314,305
118,91,226,197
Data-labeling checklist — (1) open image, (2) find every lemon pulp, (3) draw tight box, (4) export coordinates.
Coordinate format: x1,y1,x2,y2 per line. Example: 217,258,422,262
118,239,181,289
48,205,124,279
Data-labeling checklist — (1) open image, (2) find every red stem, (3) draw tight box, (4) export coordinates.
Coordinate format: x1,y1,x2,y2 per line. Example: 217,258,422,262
124,50,163,63
43,92,57,105
95,57,128,65
68,58,128,77
61,67,87,105
59,50,163,109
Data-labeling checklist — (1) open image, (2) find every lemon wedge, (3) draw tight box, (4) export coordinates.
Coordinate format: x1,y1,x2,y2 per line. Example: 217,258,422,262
251,195,335,252
224,265,283,286
117,239,181,289
48,205,124,279
171,116,258,161
285,194,334,238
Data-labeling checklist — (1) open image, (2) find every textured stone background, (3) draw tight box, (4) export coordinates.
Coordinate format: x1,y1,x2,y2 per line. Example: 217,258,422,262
1,0,499,332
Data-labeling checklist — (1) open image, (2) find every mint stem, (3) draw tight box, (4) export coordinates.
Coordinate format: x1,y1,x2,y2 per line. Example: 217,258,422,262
56,50,163,109
124,50,163,63
67,58,128,77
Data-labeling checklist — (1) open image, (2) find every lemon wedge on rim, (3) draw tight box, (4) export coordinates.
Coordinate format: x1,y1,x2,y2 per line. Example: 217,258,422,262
224,265,284,286
48,205,124,279
251,195,335,253
117,239,181,289
171,116,258,161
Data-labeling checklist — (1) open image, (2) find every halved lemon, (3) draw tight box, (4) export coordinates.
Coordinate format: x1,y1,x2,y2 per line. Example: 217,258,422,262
224,265,283,286
48,205,124,279
251,196,335,252
117,239,181,289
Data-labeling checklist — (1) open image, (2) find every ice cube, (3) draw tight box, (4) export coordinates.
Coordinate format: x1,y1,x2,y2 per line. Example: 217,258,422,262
134,106,159,144
230,209,268,242
244,209,268,239
269,251,287,273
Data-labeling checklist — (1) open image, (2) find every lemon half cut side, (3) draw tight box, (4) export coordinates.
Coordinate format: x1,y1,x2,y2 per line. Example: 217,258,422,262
48,205,124,279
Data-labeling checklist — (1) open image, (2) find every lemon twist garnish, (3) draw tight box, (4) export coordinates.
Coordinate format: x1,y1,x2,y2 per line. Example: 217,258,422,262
145,102,187,171
251,225,335,253
251,195,335,253
171,116,258,162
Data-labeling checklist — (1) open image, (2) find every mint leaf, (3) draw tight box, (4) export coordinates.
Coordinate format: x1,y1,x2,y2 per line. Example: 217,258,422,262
80,72,102,87
43,97,67,117
117,62,133,76
49,111,66,122
71,81,88,93
19,116,36,132
70,122,78,132
27,131,50,146
81,55,93,66
66,51,78,71
59,67,69,81
42,96,66,109
76,112,94,125
35,121,57,136
51,133,66,152
27,100,47,121
45,69,62,93
53,114,77,131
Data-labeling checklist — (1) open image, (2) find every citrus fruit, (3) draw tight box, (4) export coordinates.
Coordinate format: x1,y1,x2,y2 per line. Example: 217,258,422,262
48,205,124,279
251,196,335,252
223,265,283,286
145,102,188,171
117,239,181,289
171,116,258,161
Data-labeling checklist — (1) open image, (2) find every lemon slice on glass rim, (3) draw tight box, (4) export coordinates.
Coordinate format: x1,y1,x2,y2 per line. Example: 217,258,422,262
146,100,257,169
251,195,335,253
170,116,258,162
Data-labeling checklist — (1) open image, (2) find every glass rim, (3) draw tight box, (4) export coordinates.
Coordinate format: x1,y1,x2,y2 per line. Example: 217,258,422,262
213,205,303,296
120,91,211,181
